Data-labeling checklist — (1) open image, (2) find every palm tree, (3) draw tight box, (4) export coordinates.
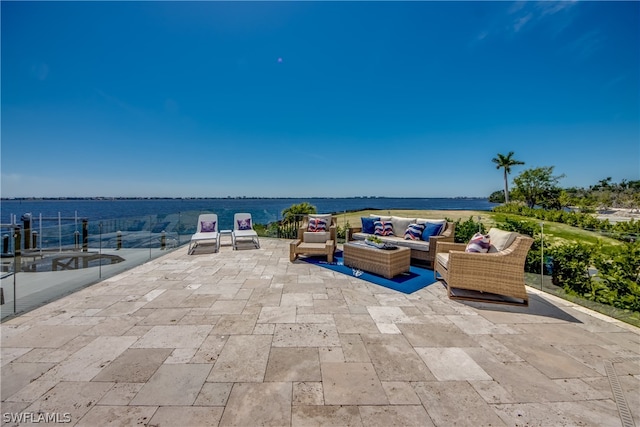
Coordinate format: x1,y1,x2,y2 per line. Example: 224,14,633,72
281,202,317,224
492,151,524,203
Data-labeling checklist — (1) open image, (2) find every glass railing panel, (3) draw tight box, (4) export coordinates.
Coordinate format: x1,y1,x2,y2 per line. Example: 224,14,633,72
0,211,213,320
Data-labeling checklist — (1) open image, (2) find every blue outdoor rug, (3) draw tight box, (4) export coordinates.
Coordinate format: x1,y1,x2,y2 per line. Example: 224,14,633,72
301,250,436,294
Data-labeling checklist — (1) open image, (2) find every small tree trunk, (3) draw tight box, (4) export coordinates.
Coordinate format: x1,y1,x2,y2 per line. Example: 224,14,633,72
503,169,510,203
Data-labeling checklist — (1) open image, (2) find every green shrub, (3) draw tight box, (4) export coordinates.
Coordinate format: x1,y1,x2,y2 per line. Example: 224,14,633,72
549,243,594,295
336,222,350,241
449,217,486,243
593,241,640,311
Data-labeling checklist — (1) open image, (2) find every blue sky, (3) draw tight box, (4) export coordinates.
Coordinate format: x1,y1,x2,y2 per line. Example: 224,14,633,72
2,1,638,198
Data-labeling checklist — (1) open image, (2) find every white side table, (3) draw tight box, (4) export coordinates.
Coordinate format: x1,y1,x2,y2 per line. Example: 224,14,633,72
219,230,233,247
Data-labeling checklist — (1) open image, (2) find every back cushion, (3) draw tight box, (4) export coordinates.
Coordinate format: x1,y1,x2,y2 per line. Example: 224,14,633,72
391,216,415,237
487,228,518,252
372,214,392,221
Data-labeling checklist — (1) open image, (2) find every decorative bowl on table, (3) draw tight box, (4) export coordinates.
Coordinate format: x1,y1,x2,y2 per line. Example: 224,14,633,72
365,239,386,249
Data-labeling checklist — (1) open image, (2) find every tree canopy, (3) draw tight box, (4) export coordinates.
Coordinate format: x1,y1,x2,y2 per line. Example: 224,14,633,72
511,166,565,209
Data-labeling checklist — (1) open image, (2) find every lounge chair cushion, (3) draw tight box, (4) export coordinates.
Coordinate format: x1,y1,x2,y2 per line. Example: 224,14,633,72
488,228,518,252
201,221,216,232
374,220,394,236
304,231,330,243
361,216,379,234
421,222,444,241
404,223,425,240
465,232,491,253
372,215,392,221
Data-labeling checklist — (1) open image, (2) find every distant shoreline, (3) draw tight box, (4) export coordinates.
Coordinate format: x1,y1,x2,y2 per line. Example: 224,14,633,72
1,196,489,201
595,208,640,223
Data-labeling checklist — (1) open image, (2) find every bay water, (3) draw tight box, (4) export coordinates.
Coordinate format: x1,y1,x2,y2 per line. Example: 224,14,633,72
2,197,496,227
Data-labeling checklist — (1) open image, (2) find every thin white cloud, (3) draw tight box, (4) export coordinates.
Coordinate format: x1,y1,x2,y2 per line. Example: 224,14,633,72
564,29,605,60
95,89,145,117
513,13,533,32
474,0,579,44
536,1,578,17
508,1,527,15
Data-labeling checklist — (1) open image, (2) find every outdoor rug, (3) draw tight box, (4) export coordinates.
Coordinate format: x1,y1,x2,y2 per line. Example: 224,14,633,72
301,250,437,294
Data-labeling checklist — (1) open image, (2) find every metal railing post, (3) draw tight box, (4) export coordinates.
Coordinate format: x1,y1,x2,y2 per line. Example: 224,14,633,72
82,219,88,252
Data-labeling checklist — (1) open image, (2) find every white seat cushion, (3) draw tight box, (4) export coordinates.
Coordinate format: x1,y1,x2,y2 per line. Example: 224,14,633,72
304,231,330,243
436,252,449,268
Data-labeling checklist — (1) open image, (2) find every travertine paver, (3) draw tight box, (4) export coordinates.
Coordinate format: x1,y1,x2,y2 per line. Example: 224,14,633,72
414,347,492,381
148,406,225,427
321,362,388,405
208,335,272,382
264,347,321,382
75,405,158,427
219,382,292,426
1,238,639,426
130,364,212,406
358,405,435,427
92,348,173,382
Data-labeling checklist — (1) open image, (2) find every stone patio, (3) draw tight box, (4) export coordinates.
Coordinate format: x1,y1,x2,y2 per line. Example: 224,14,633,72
1,237,639,426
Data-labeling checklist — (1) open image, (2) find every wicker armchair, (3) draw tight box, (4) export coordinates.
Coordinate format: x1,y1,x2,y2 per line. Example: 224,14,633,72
289,215,337,262
434,233,533,306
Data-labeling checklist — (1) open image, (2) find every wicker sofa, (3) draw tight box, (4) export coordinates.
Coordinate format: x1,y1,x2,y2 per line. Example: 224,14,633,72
347,215,455,268
434,228,533,306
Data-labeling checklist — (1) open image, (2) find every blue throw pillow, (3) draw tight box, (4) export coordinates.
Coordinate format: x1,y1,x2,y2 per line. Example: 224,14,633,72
361,217,379,234
421,222,443,241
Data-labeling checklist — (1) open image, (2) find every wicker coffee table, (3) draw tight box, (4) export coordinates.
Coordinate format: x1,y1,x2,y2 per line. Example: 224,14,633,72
343,242,410,279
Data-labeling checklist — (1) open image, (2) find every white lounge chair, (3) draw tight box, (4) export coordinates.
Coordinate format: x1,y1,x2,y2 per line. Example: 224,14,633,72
232,213,260,250
188,213,220,254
